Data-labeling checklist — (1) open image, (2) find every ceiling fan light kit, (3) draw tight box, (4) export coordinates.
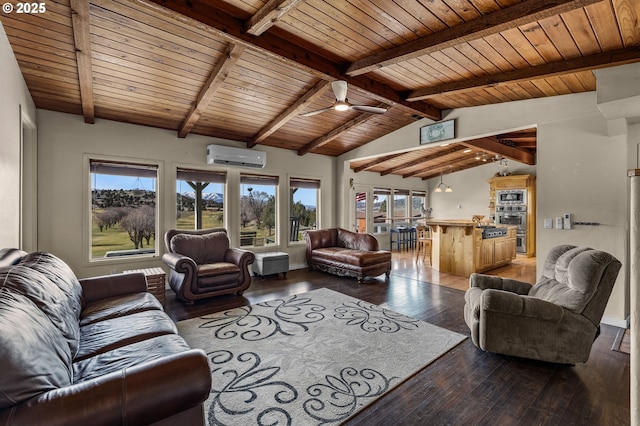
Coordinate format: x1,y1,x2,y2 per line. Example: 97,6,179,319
301,80,387,117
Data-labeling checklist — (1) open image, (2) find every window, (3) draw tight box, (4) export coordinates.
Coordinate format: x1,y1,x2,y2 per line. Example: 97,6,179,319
240,174,278,247
176,168,226,230
289,177,320,242
411,190,427,225
90,159,158,259
373,188,391,233
393,189,410,225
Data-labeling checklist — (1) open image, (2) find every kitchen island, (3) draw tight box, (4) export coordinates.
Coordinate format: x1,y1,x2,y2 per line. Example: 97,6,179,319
424,219,517,277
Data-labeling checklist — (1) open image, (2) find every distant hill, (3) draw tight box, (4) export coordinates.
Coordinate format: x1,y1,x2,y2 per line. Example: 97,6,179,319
179,191,223,203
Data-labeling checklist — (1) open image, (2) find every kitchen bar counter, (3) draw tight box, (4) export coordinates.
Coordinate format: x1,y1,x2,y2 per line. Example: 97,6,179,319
424,219,517,277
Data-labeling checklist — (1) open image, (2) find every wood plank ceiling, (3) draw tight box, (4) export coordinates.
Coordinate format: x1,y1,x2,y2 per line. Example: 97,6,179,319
2,0,639,178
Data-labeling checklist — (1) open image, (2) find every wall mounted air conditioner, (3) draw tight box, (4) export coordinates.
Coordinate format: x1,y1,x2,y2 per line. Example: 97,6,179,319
206,144,266,169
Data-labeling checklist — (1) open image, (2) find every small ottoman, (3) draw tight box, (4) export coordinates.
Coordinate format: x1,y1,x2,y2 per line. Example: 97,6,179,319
253,251,289,278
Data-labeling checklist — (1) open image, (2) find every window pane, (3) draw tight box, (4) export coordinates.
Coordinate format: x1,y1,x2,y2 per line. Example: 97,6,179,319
373,187,391,233
290,178,319,242
90,160,157,259
176,168,226,230
240,174,278,247
411,191,426,223
393,189,408,225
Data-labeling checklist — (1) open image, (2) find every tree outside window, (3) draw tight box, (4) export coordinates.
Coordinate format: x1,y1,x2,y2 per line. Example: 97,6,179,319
289,178,319,242
176,168,225,230
240,174,278,247
373,188,391,233
90,160,158,259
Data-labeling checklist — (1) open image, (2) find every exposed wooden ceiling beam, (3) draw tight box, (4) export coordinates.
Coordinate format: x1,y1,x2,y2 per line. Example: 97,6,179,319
248,80,332,147
352,152,408,173
461,138,536,165
70,0,95,124
245,0,305,36
178,43,244,138
419,161,480,180
380,145,468,176
140,0,441,120
407,47,640,101
345,0,603,77
298,105,387,155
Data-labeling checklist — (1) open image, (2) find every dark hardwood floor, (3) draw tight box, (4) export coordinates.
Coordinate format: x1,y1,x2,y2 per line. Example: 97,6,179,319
165,252,630,426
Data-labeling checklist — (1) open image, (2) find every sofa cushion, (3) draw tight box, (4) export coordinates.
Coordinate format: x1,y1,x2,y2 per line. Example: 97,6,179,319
80,292,163,326
0,265,81,357
19,251,83,318
0,289,72,410
170,232,229,264
73,334,191,383
311,248,390,267
76,310,179,361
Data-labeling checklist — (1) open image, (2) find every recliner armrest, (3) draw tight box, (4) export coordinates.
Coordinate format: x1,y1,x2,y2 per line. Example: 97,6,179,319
80,273,148,304
469,273,532,295
482,289,565,322
0,350,211,426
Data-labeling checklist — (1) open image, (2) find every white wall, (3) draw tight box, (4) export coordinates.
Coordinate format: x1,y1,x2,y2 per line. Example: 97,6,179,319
36,110,335,278
0,23,36,248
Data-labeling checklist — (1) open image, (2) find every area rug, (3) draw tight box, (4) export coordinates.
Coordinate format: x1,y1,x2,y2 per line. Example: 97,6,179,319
177,288,466,425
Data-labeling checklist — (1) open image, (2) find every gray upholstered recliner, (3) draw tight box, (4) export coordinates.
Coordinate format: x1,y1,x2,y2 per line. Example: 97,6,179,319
162,228,255,304
464,245,621,364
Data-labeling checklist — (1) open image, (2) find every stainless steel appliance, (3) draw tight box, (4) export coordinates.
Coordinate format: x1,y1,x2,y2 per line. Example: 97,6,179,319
496,205,527,254
496,189,527,205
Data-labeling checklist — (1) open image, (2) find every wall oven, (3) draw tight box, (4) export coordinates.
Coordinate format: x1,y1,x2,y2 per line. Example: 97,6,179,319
496,206,527,254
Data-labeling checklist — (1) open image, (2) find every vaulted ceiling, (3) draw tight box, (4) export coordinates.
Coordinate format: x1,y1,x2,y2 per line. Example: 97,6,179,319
2,0,639,177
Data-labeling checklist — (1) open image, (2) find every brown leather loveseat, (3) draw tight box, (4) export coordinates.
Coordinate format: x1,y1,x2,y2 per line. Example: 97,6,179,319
0,248,211,425
304,228,392,283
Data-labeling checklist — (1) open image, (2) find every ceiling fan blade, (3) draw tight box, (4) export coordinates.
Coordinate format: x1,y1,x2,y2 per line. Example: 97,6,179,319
332,80,348,102
300,107,333,117
351,105,387,114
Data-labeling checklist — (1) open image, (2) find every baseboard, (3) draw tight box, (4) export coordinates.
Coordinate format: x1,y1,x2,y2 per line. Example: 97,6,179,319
601,315,629,329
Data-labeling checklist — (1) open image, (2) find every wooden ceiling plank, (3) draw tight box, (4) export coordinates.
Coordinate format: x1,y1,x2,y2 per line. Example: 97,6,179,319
297,105,387,155
462,137,536,165
380,145,468,176
178,43,245,138
352,152,409,173
345,0,603,77
70,0,95,124
140,0,441,120
245,0,306,36
407,46,640,100
248,79,332,147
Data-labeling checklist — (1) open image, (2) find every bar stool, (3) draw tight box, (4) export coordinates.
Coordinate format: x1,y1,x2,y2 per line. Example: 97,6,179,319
390,227,411,252
415,225,432,264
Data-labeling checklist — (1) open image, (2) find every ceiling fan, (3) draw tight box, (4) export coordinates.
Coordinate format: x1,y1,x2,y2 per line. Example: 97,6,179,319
300,80,388,117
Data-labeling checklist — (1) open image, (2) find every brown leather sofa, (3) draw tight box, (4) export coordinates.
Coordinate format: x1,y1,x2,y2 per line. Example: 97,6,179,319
162,228,255,304
304,228,392,283
0,248,211,426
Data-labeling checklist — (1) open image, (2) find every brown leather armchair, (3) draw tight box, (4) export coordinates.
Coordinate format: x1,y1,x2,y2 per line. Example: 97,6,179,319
162,228,255,304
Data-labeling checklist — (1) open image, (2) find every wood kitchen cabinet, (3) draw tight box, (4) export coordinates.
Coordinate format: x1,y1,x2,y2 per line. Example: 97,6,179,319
488,174,536,257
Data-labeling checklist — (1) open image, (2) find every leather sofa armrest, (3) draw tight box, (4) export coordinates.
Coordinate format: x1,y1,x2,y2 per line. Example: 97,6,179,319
162,252,197,273
80,272,148,304
0,350,211,426
469,273,532,295
481,289,565,322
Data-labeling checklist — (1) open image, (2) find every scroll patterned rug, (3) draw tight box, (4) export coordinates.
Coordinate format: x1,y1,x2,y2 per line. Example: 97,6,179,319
177,288,466,425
